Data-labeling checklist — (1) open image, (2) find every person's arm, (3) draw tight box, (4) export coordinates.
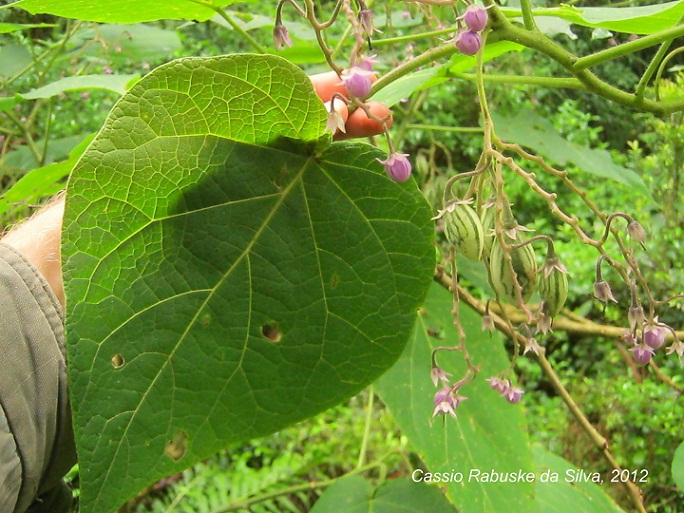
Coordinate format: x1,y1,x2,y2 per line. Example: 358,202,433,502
1,195,65,307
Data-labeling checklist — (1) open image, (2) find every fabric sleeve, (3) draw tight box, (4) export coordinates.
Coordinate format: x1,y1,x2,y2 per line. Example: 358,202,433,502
0,242,76,513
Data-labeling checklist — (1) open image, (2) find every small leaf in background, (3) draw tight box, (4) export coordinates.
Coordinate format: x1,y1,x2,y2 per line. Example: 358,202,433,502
20,74,139,100
4,0,243,23
375,282,536,513
0,44,33,78
310,475,456,513
0,21,56,34
672,441,684,492
71,24,183,64
492,110,651,198
62,54,435,513
534,446,627,513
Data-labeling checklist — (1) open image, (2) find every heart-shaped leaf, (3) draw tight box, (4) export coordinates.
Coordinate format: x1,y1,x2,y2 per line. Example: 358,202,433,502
62,54,434,513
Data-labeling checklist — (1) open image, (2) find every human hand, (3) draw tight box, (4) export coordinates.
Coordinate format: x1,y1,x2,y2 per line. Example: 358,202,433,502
309,71,392,140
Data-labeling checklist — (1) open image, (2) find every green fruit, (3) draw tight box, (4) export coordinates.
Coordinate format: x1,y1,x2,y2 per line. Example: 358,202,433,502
538,267,568,317
443,203,485,261
479,204,496,256
489,236,537,303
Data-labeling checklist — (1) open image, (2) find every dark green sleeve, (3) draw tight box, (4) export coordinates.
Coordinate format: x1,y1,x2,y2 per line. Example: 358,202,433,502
0,242,76,513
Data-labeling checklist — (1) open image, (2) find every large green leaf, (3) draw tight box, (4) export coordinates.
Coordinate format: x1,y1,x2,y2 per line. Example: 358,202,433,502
492,110,651,198
534,446,627,513
502,0,684,34
4,0,242,23
310,476,456,513
62,54,435,513
375,282,535,513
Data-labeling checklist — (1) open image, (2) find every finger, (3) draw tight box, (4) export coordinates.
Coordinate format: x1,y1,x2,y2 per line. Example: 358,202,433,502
310,71,347,102
310,70,378,102
338,101,393,140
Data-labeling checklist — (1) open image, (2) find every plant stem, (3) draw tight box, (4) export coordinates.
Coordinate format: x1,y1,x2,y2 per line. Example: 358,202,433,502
634,12,684,99
452,72,583,89
407,123,483,132
573,24,684,71
211,7,267,53
519,0,538,31
369,42,457,97
492,14,684,115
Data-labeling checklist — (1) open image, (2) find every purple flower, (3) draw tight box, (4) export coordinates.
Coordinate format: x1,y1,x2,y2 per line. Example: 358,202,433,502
355,54,379,72
455,30,482,56
643,324,666,350
377,152,412,182
631,344,655,365
341,67,373,98
463,5,489,32
504,386,525,404
486,377,510,393
273,24,293,51
432,386,466,419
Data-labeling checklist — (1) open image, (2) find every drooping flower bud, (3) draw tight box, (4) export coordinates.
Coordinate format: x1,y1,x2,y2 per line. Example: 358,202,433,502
455,30,482,56
326,110,346,135
463,4,489,32
273,24,293,51
627,220,647,244
359,8,379,37
431,366,452,387
631,343,654,365
504,386,525,404
628,304,645,330
377,152,412,182
594,280,618,304
341,67,373,98
486,377,510,393
481,314,495,332
643,323,666,350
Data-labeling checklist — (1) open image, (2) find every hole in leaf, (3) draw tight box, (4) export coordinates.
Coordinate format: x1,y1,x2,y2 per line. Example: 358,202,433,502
111,354,125,368
200,313,212,328
164,430,187,461
261,321,282,342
